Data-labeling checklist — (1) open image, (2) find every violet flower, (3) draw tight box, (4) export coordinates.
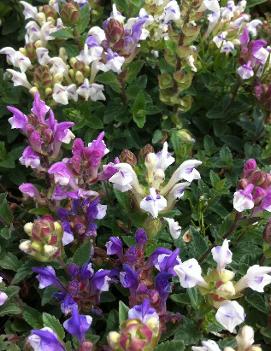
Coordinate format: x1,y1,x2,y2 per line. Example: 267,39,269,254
63,304,92,343
28,327,65,351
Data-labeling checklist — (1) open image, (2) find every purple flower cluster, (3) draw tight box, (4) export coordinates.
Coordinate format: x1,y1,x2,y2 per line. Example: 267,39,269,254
237,28,270,80
233,159,271,213
33,261,112,316
106,229,181,328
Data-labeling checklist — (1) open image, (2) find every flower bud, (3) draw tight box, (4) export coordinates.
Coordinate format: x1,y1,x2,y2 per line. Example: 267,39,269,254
0,291,8,306
173,71,193,90
29,87,39,95
218,269,235,283
176,129,195,143
107,331,120,349
79,341,93,351
44,244,58,257
251,171,266,186
159,73,174,90
19,240,32,253
59,47,68,62
236,325,254,350
224,348,235,351
36,12,46,25
69,57,77,67
138,144,154,161
24,222,34,236
34,40,43,48
250,346,262,351
60,2,80,25
31,241,43,252
263,219,271,244
238,178,249,189
120,149,137,166
53,73,63,84
243,159,257,177
45,87,53,96
75,71,85,84
19,47,27,56
47,16,55,25
216,281,236,298
43,4,58,18
104,19,124,43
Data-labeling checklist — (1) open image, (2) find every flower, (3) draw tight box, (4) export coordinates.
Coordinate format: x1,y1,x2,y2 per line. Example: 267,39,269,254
109,163,140,192
174,258,208,288
235,265,271,293
106,236,123,257
135,228,147,246
32,266,59,289
0,291,8,306
28,327,65,351
140,188,167,218
233,184,254,212
6,69,32,89
19,183,40,199
128,299,159,325
19,146,41,169
211,239,232,271
192,340,221,351
215,300,245,332
163,217,181,239
48,162,75,186
7,106,28,130
63,304,92,342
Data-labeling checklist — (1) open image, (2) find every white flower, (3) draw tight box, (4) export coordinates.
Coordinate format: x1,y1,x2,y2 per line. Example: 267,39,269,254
76,44,103,65
0,291,8,306
49,57,68,77
198,0,220,13
62,231,74,246
66,84,78,102
36,47,50,65
247,19,262,37
20,1,38,20
215,301,245,332
235,265,271,293
105,52,125,74
109,163,140,192
111,4,125,23
77,79,106,101
95,204,107,219
161,159,201,195
163,0,181,23
233,185,254,212
220,41,235,54
192,340,221,351
213,31,228,48
0,47,32,72
211,239,232,271
155,142,175,171
52,83,69,105
140,188,167,218
6,69,32,89
174,258,208,288
88,26,106,44
164,217,181,239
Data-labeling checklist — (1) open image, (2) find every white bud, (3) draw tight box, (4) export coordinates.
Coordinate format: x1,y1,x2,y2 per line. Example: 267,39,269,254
43,245,58,257
24,222,33,236
236,325,254,350
19,240,32,253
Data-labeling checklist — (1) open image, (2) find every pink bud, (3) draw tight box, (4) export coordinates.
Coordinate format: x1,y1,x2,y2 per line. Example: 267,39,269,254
243,159,257,177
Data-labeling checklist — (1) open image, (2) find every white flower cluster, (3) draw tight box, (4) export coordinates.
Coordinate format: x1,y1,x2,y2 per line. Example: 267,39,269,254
174,239,271,332
204,0,262,53
108,142,201,239
193,325,262,351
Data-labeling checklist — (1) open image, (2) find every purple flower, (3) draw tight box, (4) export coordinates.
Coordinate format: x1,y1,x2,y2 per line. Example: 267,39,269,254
87,131,109,168
233,184,255,212
243,159,257,177
31,92,50,122
48,162,75,187
19,146,41,169
120,264,138,289
32,266,60,289
128,299,159,324
155,272,172,299
92,269,111,292
150,248,180,275
106,236,123,256
7,106,28,130
29,130,43,154
135,228,147,246
55,122,75,144
28,328,65,351
19,183,40,198
63,304,92,342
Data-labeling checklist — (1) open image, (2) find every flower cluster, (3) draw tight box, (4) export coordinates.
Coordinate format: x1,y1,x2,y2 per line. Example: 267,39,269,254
207,0,262,54
233,159,271,213
174,239,271,332
109,142,201,238
193,325,262,351
106,229,181,327
19,216,63,261
108,299,160,351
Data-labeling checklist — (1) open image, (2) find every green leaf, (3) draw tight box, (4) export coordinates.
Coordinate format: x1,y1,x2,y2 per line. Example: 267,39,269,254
0,301,21,317
247,0,267,6
52,28,74,40
0,253,20,271
126,60,144,83
245,293,268,314
187,288,199,309
12,261,34,284
155,340,184,351
76,4,90,33
23,306,43,329
119,301,129,326
42,313,65,340
96,72,121,93
72,240,91,265
132,91,146,128
0,193,13,225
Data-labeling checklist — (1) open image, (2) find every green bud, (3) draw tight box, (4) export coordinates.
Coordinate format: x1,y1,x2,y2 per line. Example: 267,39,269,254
159,73,174,90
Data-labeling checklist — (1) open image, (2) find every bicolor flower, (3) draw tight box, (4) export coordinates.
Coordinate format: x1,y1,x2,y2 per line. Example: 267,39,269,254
128,299,159,325
32,266,60,289
28,327,65,351
211,239,232,271
109,163,140,192
63,304,92,343
174,258,208,288
19,146,41,169
235,265,271,293
0,291,8,306
7,106,28,130
19,183,40,199
233,184,254,212
215,300,245,332
48,162,75,187
140,188,167,218
6,69,32,89
106,236,123,257
20,1,38,20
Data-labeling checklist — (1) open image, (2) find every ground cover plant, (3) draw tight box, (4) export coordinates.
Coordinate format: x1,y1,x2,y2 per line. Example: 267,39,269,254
0,0,271,350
